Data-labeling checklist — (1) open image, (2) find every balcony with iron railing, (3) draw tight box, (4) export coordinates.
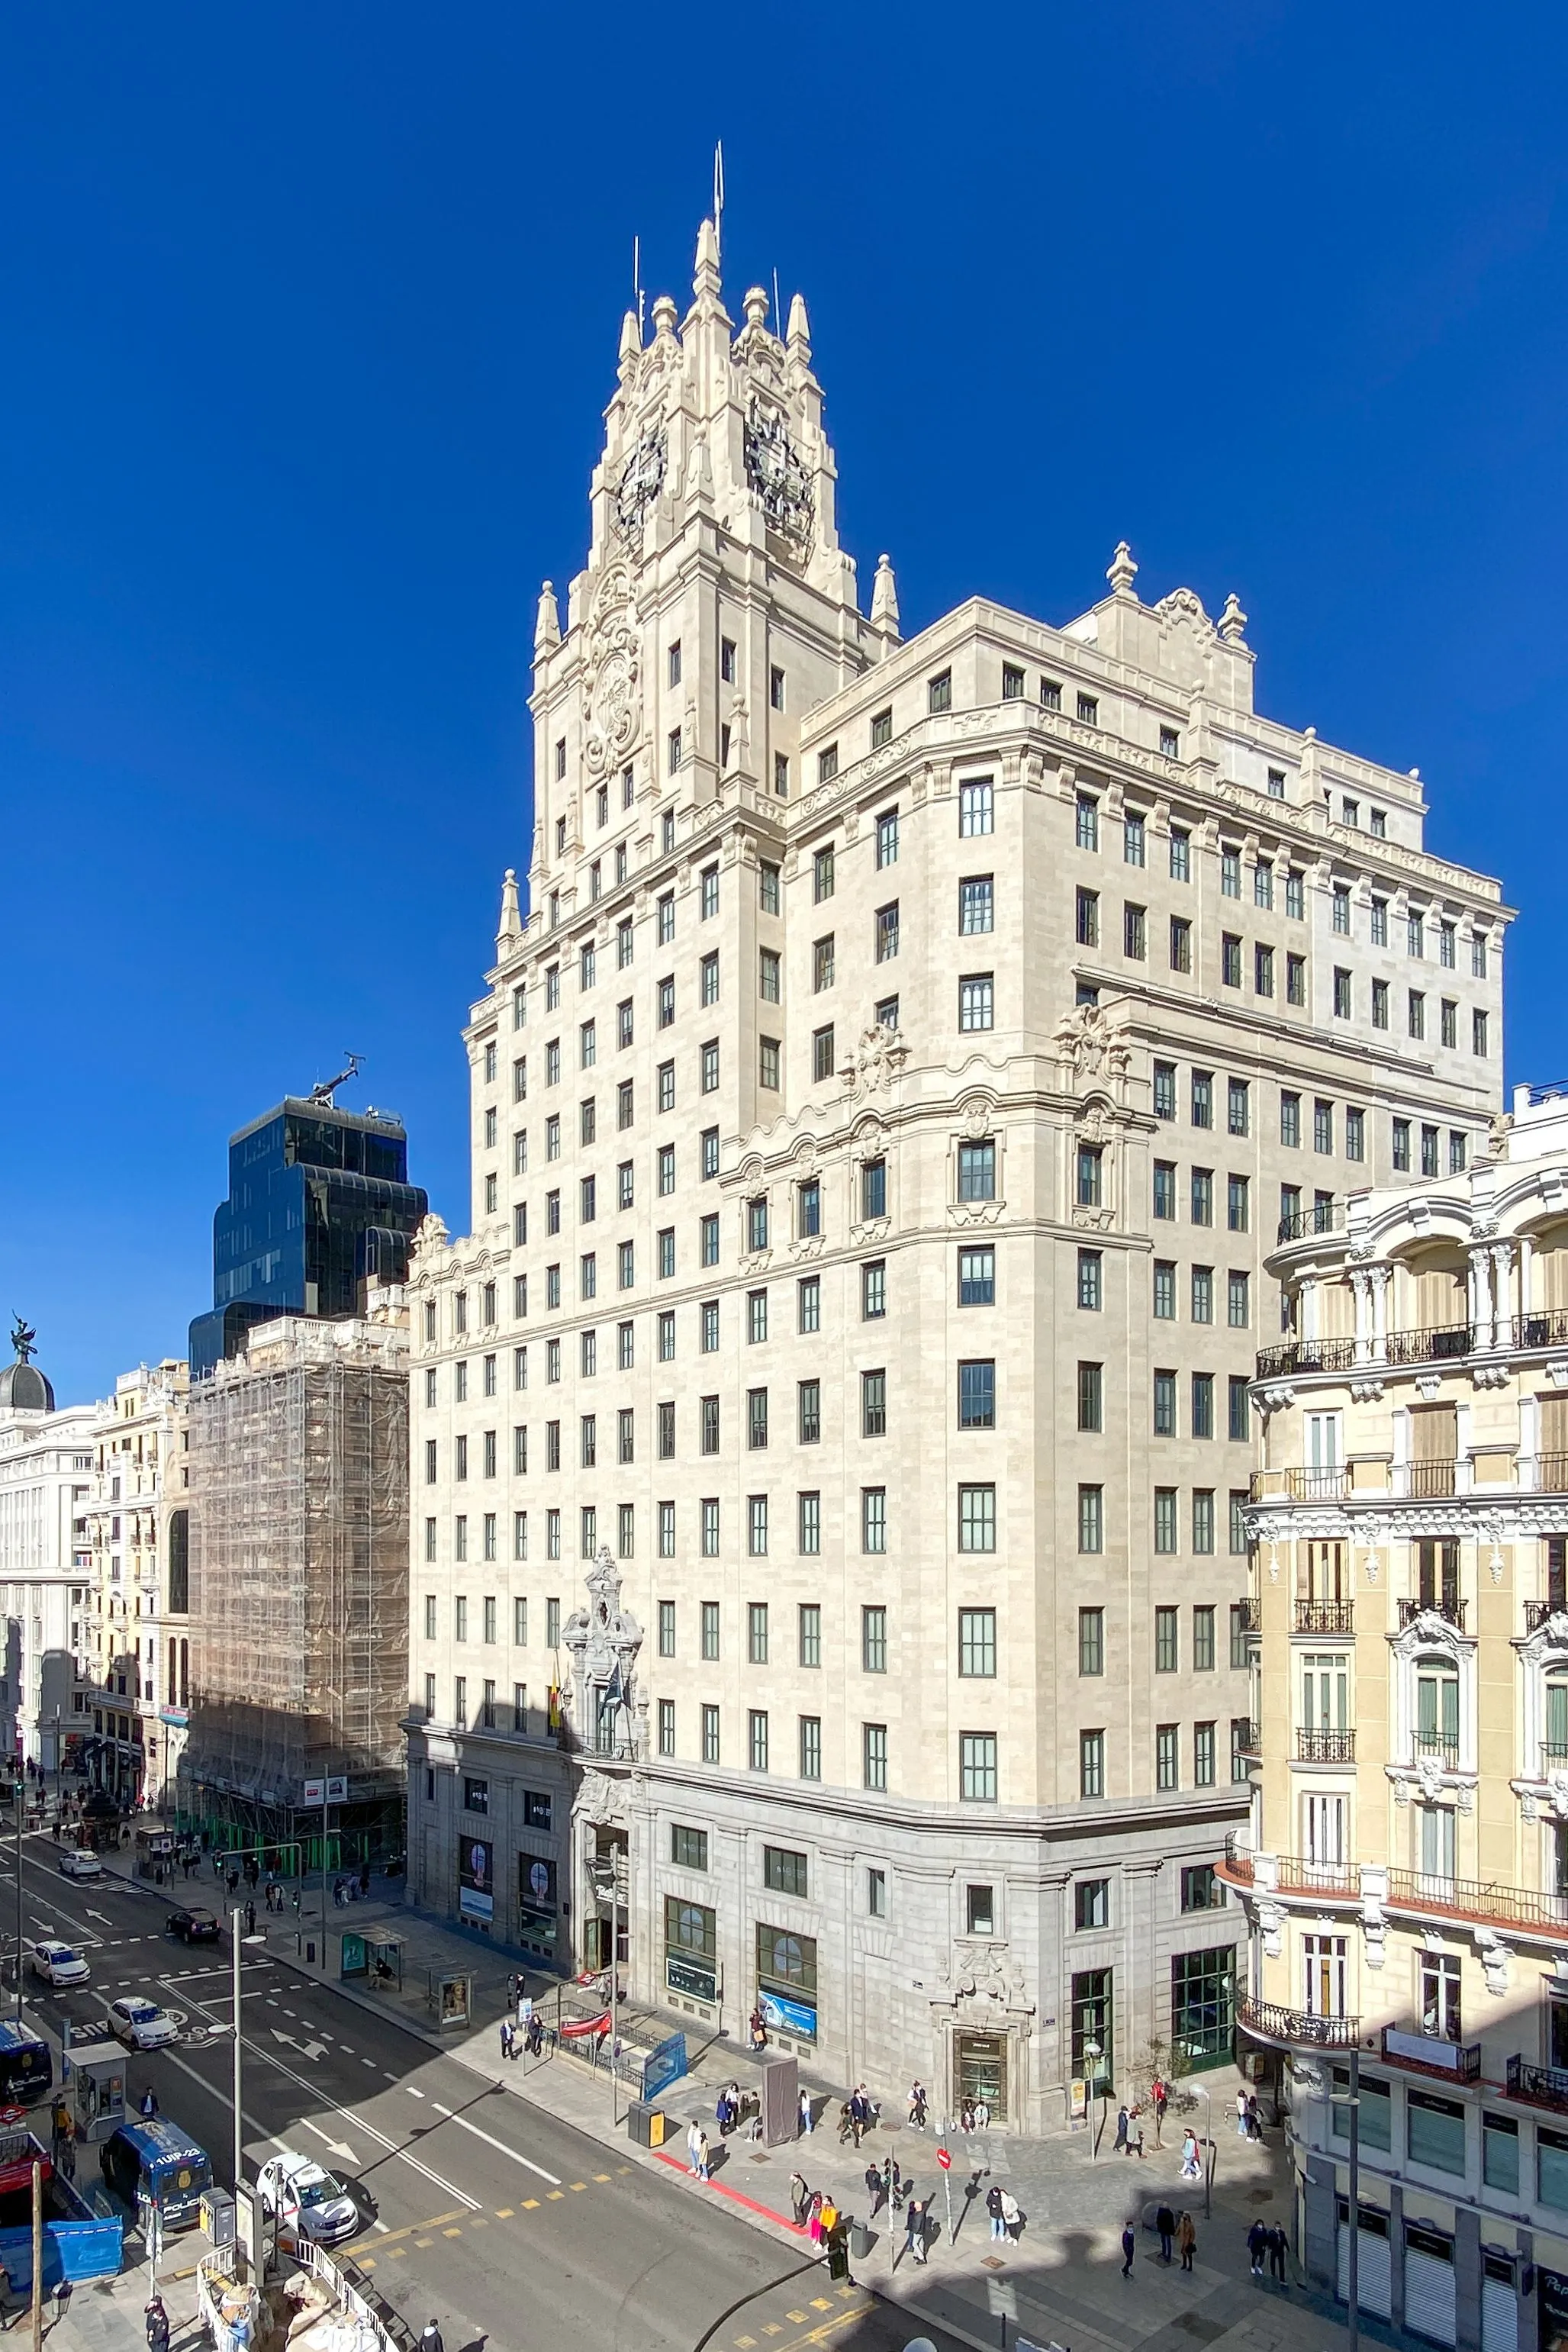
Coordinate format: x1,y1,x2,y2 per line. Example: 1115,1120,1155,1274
1220,1841,1568,1945
1506,2057,1568,2114
1398,1596,1468,1631
1239,1996,1360,2049
1277,1200,1345,1245
1293,1598,1355,1635
1412,1732,1461,1768
1296,1727,1357,1763
1543,1742,1568,1777
1251,1466,1351,1503
1233,1721,1261,1758
1526,1600,1568,1634
1257,1308,1568,1390
1237,1596,1261,1632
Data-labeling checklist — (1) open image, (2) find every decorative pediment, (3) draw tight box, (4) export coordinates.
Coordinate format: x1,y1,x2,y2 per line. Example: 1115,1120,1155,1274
839,1023,908,1103
1391,1609,1472,1664
1054,1002,1131,1090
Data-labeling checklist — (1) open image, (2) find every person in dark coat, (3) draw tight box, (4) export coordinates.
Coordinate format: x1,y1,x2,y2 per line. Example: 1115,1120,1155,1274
1121,2222,1137,2277
1248,2218,1269,2276
1156,2202,1176,2263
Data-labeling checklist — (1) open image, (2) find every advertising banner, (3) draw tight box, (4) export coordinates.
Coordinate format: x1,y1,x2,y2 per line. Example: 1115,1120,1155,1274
459,1837,494,1924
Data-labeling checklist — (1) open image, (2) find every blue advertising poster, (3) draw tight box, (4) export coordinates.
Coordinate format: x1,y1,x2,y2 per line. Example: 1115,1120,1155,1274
759,1990,817,2042
641,2032,688,2104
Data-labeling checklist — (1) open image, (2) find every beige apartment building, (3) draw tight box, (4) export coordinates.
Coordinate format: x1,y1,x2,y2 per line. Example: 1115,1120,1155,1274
1225,1084,1568,2347
81,1361,191,1810
405,219,1507,2129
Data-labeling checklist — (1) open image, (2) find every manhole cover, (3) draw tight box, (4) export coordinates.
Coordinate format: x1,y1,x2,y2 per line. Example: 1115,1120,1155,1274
1174,2315,1228,2344
1247,2189,1275,2205
980,2257,1006,2271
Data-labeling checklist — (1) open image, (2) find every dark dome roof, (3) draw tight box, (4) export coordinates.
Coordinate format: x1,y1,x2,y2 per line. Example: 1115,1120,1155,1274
0,1361,54,1413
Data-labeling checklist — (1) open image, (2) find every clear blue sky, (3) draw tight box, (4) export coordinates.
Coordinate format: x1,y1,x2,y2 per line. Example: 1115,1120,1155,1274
5,4,1566,1405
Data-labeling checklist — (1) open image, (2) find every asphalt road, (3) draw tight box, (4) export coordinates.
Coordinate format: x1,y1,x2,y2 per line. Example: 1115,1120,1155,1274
1,1835,964,2352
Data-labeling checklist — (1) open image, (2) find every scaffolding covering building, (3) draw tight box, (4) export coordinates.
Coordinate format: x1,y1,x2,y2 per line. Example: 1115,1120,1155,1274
184,1306,409,1860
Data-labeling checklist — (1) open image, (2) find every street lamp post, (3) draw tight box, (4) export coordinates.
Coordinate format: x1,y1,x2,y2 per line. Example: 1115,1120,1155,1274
1193,2083,1213,2220
1084,2040,1104,2160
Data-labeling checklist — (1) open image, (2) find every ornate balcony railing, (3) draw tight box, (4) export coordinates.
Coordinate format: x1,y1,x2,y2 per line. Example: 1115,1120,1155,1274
1277,1200,1344,1244
1233,1721,1260,1757
1526,1600,1566,1634
1294,1598,1354,1635
1251,1467,1351,1503
1386,1323,1473,1368
1383,1867,1568,1938
1237,1596,1261,1632
1507,2057,1568,2112
1543,1742,1568,1775
1399,1596,1467,1631
1255,1337,1356,1380
1506,1310,1568,1352
1275,1854,1360,1896
1536,1456,1568,1495
1240,1996,1360,2050
1297,1728,1357,1763
1406,1460,1459,1500
1412,1732,1461,1767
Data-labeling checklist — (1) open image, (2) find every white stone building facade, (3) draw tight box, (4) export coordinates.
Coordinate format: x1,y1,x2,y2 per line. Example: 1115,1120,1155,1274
82,1361,191,1809
0,1345,95,1771
404,222,1508,2129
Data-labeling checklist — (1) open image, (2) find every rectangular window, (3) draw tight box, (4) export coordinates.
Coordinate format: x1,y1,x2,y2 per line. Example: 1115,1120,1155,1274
797,1604,822,1667
863,1722,888,1790
874,901,900,963
1154,1371,1176,1436
1077,1248,1102,1310
862,1487,887,1554
860,1604,887,1674
1077,1145,1103,1207
1372,978,1389,1030
798,1275,821,1333
958,1484,997,1552
958,1140,997,1202
861,1261,887,1319
959,973,994,1031
798,1491,821,1555
960,875,993,934
1191,1169,1213,1226
1154,1487,1177,1552
1123,902,1146,959
1155,1606,1179,1673
1075,887,1100,947
1228,1372,1251,1437
959,1358,996,1429
1078,1484,1103,1554
1473,1008,1489,1057
1075,1878,1109,1929
1409,989,1425,1040
1156,1724,1179,1790
1393,1117,1412,1171
958,1608,997,1678
1170,827,1190,881
658,1501,675,1557
960,1245,996,1306
1227,1174,1250,1234
1192,1490,1215,1554
1192,1371,1214,1436
960,1731,998,1802
1194,1722,1216,1787
960,778,994,836
1193,1604,1215,1671
1080,1730,1105,1799
1221,933,1241,987
861,1368,887,1438
812,1025,836,1082
1077,1360,1103,1432
1153,1261,1176,1319
928,669,952,714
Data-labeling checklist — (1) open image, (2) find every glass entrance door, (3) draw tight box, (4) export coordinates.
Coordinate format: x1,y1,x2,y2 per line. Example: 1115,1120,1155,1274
955,2031,1007,2121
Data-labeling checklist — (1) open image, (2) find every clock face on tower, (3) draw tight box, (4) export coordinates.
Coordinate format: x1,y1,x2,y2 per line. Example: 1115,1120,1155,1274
744,403,814,554
613,425,667,541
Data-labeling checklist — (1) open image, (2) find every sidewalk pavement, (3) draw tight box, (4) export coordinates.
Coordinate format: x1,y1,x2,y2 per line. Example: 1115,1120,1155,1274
68,1851,1357,2352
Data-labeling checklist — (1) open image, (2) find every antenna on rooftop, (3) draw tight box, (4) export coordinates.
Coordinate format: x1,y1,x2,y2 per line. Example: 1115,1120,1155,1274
309,1052,362,1109
713,140,725,263
772,266,781,333
633,234,644,338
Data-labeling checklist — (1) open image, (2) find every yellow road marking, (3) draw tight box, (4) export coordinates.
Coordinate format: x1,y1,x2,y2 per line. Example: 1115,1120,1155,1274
468,2217,488,2228
593,2171,611,2181
495,2207,514,2218
810,2302,831,2314
414,2238,433,2248
388,2249,406,2260
547,2189,565,2200
442,2226,462,2238
346,2209,465,2256
522,2198,540,2210
570,2180,586,2191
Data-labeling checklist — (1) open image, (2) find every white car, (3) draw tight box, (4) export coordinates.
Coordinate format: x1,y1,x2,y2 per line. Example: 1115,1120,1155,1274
108,1997,178,2051
56,1851,103,1881
30,1941,89,1988
258,2152,359,2246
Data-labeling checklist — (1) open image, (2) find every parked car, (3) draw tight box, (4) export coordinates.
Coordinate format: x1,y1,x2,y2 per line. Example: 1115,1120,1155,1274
165,1907,219,1944
56,1850,102,1880
108,1997,178,2051
257,2151,360,2245
29,1941,89,1988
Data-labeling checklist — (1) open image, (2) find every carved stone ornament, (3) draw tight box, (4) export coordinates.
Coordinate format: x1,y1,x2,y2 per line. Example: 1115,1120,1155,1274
563,1547,645,1761
839,1023,909,1102
575,1767,632,1828
1548,1771,1568,1822
1476,1930,1512,1999
1054,1002,1132,1087
743,401,813,553
581,559,643,775
1361,1908,1387,1970
411,1212,450,1267
1257,1899,1284,1959
937,1940,1031,2011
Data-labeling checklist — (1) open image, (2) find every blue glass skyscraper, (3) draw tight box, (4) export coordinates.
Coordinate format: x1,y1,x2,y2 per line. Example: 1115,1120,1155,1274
189,1095,428,1377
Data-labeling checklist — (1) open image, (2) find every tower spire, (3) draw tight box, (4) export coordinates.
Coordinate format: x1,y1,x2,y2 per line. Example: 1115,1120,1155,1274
713,140,725,264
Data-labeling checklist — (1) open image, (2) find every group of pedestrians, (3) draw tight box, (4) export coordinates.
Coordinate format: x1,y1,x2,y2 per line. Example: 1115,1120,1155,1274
1248,2218,1291,2280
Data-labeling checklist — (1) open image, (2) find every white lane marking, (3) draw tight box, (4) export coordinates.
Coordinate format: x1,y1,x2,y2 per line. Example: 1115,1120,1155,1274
272,2029,327,2062
372,2219,389,2234
428,2100,561,2186
301,2119,359,2164
404,2087,425,2099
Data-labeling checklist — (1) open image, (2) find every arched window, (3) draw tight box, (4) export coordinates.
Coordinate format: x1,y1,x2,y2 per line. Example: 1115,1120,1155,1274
1415,1660,1460,1765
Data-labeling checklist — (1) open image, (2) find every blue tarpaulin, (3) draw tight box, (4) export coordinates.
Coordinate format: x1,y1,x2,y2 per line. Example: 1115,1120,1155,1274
0,2215,123,2289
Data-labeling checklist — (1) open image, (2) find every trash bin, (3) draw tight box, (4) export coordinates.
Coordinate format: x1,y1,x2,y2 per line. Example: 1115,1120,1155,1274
627,2102,668,2148
201,2189,236,2250
848,2220,873,2261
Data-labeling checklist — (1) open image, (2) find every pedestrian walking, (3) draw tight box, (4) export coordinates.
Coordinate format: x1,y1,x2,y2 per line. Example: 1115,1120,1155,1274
1132,2118,1145,2160
1270,2222,1289,2282
500,2019,514,2061
696,2128,711,2183
906,2196,929,2264
245,1899,256,1936
1152,2076,1168,2146
798,2088,813,2136
145,2295,172,2352
686,2118,704,2178
865,2160,884,2216
140,2087,158,2122
749,2004,767,2051
1236,2086,1250,2139
987,2183,1006,2241
1248,2218,1269,2277
807,2190,825,2245
1121,2222,1137,2278
789,2171,810,2225
418,2325,444,2352
1156,2202,1176,2263
1180,2127,1201,2180
907,2079,927,2130
1114,2102,1130,2154
1247,2093,1264,2144
1177,2212,1196,2273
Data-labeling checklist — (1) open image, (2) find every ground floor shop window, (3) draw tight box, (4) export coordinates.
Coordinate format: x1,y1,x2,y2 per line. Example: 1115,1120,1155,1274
1331,2068,1391,2150
1071,1967,1112,2087
1170,1944,1235,2067
757,1922,818,2044
517,1853,556,1954
665,1896,717,2005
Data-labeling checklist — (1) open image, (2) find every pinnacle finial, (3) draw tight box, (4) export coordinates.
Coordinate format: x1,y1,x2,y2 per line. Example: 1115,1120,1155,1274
1107,541,1138,597
651,293,678,340
1219,592,1248,644
786,292,811,360
871,553,900,633
534,580,561,655
694,217,721,301
743,285,768,331
618,308,639,369
497,868,523,949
